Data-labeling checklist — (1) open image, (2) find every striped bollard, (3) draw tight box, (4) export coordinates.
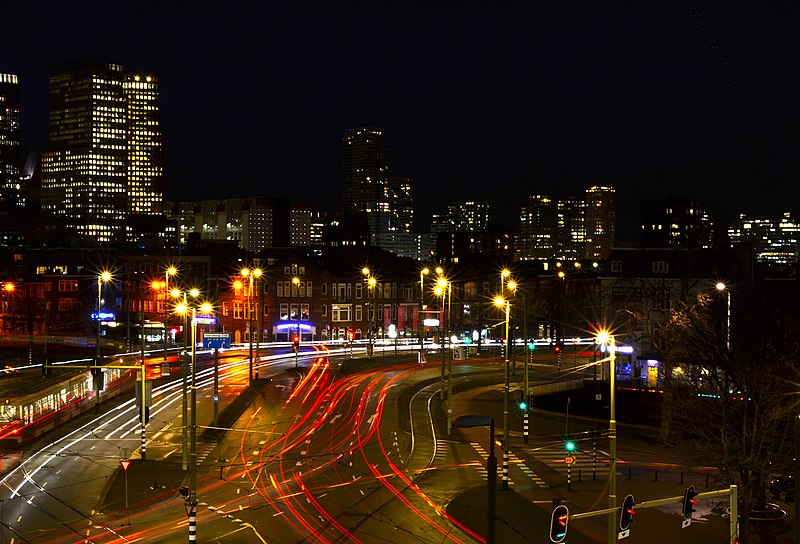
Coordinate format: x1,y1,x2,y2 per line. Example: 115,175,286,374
567,462,572,491
141,426,146,460
502,448,509,490
188,502,197,542
523,411,529,444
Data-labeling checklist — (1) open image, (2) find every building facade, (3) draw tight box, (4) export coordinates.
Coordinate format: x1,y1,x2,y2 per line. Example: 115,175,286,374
728,212,799,264
585,185,615,260
40,62,165,245
639,195,712,249
169,197,313,252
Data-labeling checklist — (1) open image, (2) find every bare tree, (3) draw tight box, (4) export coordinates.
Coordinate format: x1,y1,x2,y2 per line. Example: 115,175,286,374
663,291,800,543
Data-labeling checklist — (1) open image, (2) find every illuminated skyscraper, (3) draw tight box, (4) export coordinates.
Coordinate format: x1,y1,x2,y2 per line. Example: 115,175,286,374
0,73,20,192
518,195,585,260
584,185,615,260
341,128,391,244
0,73,25,247
41,62,164,244
125,72,163,215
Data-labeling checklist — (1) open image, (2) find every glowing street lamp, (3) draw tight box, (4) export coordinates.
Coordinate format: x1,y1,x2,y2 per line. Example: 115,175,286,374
292,275,301,367
241,267,262,380
173,288,200,472
494,294,511,490
94,271,112,412
163,266,177,362
596,328,617,544
174,296,213,544
716,282,731,351
419,267,430,350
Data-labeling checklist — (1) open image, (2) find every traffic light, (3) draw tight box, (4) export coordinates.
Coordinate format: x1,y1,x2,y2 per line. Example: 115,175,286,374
565,440,575,453
518,399,528,411
555,345,562,369
619,494,636,535
549,503,569,543
292,334,300,352
682,485,697,527
178,485,190,500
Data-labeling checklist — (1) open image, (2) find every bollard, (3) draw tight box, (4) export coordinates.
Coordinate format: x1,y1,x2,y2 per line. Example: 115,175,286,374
706,473,710,487
654,470,658,482
627,467,632,480
578,468,582,482
680,471,684,484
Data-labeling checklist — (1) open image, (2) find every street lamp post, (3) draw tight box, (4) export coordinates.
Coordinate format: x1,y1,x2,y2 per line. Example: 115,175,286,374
163,266,177,362
715,282,730,351
174,288,199,471
419,267,429,351
175,297,212,544
597,330,617,544
253,267,262,378
292,276,301,367
94,271,112,413
494,295,511,490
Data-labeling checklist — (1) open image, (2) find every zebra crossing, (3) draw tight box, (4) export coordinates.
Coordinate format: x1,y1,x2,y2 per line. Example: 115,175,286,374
525,442,611,482
470,443,549,489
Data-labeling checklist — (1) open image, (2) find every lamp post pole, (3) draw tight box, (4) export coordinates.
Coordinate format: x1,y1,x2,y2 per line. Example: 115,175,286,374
94,272,111,413
248,272,254,381
419,267,429,351
254,267,262,379
163,267,176,362
502,299,510,490
189,307,198,543
716,282,730,351
597,332,617,544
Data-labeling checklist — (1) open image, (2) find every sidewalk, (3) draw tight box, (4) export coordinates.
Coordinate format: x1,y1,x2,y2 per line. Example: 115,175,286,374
447,387,794,544
100,377,272,512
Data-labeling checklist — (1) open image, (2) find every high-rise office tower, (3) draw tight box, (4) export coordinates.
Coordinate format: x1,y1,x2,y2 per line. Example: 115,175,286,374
41,62,164,244
584,185,615,260
448,201,492,232
557,196,586,259
125,72,164,215
639,195,712,249
0,73,25,247
518,195,557,260
518,195,585,260
0,73,20,191
341,128,391,244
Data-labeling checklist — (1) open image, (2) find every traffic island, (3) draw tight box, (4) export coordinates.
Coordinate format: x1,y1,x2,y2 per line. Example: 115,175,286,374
446,485,597,543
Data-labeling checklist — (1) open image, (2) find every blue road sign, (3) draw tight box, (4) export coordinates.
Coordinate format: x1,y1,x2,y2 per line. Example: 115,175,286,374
203,332,231,349
212,393,220,403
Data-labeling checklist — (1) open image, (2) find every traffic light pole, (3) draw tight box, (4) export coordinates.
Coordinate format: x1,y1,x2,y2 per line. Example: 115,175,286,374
502,300,510,491
607,336,616,544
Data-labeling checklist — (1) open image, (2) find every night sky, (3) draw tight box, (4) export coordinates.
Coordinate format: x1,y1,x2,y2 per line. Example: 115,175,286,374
2,3,798,240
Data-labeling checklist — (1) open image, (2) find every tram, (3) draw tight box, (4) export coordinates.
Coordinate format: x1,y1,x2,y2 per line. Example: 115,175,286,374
0,366,132,443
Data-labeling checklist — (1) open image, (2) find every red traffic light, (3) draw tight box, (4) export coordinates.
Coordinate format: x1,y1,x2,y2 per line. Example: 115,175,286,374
554,346,561,353
619,494,636,532
549,504,569,543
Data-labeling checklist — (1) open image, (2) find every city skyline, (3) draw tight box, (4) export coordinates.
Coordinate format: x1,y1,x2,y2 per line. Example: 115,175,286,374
1,3,798,240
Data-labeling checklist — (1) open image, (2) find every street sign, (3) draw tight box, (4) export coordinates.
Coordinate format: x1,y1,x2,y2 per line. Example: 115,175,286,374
212,393,220,403
120,459,131,472
91,311,115,321
564,455,576,465
203,332,231,349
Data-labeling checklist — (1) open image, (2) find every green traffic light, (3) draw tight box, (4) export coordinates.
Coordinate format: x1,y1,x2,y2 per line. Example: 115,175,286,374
565,441,575,452
518,401,527,410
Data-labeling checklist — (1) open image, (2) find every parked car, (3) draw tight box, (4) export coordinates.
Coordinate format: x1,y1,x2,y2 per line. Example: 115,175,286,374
769,476,795,503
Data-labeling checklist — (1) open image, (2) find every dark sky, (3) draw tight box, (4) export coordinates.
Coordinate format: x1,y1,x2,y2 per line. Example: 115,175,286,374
2,2,798,240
